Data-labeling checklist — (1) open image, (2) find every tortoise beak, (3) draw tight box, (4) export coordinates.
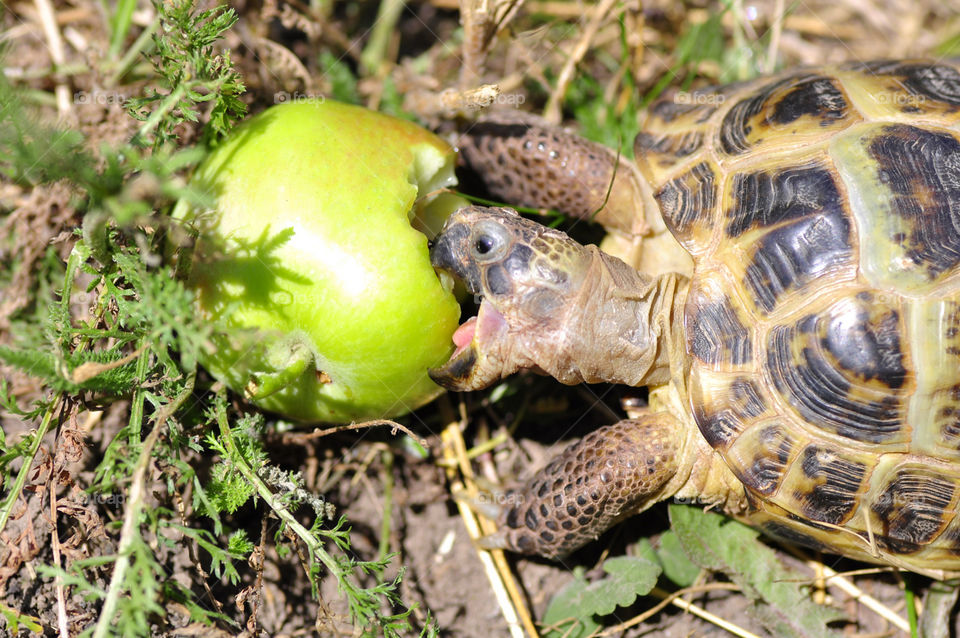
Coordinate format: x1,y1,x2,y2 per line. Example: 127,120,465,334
429,299,509,391
428,341,479,390
429,216,482,293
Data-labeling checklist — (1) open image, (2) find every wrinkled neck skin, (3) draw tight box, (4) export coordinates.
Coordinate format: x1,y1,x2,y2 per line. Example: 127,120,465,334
514,245,688,389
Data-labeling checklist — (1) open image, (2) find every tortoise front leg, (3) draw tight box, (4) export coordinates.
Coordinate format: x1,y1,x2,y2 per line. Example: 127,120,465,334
479,413,684,559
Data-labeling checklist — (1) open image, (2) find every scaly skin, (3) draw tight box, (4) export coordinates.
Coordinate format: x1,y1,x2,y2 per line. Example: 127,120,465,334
429,206,745,557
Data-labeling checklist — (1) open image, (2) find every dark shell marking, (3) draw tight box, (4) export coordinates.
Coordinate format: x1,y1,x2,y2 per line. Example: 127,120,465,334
766,295,910,445
795,445,867,526
896,64,960,106
872,467,956,553
724,164,846,238
647,92,719,125
739,424,795,496
867,125,960,281
636,130,704,162
841,60,960,114
692,376,768,449
655,161,718,251
721,161,855,314
686,289,753,366
718,75,854,156
771,77,849,125
743,209,853,314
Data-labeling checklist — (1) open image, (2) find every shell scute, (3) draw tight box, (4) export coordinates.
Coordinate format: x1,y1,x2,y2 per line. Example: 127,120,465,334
867,125,960,281
636,81,749,183
791,444,868,526
832,122,960,294
724,162,847,238
905,294,960,462
872,465,956,554
654,160,719,252
738,204,854,315
765,293,912,446
692,371,770,450
838,60,960,120
717,73,860,157
636,130,704,165
732,422,796,496
709,155,858,316
647,94,718,125
684,277,753,367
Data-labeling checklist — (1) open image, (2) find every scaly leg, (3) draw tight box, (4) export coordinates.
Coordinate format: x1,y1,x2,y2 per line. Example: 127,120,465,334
479,413,684,559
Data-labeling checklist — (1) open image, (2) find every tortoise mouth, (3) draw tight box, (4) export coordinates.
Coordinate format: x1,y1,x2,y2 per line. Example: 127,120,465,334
429,224,511,391
429,297,508,391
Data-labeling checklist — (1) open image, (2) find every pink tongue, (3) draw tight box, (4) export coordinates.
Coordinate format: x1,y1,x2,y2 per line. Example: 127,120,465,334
453,317,478,351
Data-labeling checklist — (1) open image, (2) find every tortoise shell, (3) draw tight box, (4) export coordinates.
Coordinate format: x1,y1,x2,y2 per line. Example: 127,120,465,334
648,60,960,573
458,60,960,575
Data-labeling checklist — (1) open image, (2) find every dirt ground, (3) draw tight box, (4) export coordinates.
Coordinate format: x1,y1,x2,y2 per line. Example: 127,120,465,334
4,0,960,636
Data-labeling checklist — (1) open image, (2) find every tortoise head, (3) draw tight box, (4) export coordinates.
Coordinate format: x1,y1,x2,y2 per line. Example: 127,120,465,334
429,206,591,391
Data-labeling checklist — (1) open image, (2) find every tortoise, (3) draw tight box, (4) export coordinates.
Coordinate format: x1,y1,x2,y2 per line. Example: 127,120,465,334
427,60,960,580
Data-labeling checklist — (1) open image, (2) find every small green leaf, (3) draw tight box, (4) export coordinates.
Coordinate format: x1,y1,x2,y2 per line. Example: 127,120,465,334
657,530,702,587
670,504,844,638
542,555,661,638
320,51,360,105
227,529,255,557
0,601,42,633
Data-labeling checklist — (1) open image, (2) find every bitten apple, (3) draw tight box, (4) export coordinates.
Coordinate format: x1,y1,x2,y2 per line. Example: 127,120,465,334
174,101,463,422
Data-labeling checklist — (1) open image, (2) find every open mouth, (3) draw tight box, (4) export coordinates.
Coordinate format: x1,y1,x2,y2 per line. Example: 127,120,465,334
430,288,508,390
428,223,510,390
451,315,478,358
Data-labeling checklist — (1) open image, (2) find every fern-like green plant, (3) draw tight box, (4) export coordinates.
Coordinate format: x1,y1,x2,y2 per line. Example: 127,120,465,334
126,0,246,149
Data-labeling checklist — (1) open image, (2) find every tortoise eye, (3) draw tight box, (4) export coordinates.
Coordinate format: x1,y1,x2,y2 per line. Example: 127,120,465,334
470,221,510,262
475,236,496,254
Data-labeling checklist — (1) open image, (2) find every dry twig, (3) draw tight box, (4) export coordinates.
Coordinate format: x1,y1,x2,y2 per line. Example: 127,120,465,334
543,0,621,124
33,0,73,118
440,397,537,638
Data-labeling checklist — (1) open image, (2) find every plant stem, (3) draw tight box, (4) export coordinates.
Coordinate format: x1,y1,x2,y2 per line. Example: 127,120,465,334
126,336,152,444
378,449,393,562
92,373,195,638
3,63,89,80
360,0,405,75
0,396,61,539
107,0,138,61
133,83,187,145
213,402,346,582
108,16,160,87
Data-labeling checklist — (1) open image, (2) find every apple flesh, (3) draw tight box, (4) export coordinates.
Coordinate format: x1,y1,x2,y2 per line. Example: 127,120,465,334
174,101,463,422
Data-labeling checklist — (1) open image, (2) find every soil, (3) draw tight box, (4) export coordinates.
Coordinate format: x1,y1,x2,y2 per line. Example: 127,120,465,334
3,0,960,636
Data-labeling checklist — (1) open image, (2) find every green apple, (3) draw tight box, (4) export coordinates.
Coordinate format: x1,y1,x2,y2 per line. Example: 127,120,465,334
174,100,463,422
